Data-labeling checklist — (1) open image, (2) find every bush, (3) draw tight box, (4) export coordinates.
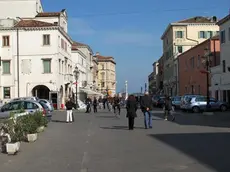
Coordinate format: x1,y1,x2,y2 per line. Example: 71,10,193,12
18,115,38,135
33,111,48,127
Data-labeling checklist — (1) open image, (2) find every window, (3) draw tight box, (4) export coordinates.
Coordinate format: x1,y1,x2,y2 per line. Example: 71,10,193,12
190,57,194,68
3,87,10,99
207,31,213,38
61,39,64,49
25,102,39,109
102,82,105,88
102,64,104,70
199,31,206,38
64,42,67,51
43,59,51,73
221,30,225,44
229,27,230,41
177,46,183,53
197,55,200,68
175,31,183,38
43,34,50,45
215,90,219,100
223,60,226,73
2,60,10,74
2,36,10,46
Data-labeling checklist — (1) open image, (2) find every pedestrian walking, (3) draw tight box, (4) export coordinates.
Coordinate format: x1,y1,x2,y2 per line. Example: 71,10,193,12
140,91,153,129
103,97,106,109
85,97,92,113
98,96,103,109
126,95,138,130
164,95,175,121
93,97,98,113
113,94,121,115
65,98,74,123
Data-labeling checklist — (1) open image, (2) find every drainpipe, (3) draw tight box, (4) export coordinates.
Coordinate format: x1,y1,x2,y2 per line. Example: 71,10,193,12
17,28,20,97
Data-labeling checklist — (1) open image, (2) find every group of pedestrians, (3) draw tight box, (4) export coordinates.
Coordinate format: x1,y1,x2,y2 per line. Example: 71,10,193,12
64,92,175,128
126,92,175,130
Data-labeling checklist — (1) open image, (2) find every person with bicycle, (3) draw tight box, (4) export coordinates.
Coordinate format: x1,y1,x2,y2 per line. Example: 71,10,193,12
113,94,121,115
164,95,175,121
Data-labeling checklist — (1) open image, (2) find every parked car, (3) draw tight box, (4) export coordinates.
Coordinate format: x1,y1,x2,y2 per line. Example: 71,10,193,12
10,96,39,102
38,99,54,112
180,94,200,111
0,100,45,119
182,96,229,113
38,101,52,122
171,96,182,109
154,96,165,108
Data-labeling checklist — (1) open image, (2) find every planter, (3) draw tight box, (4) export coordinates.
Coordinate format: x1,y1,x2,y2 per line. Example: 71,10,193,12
37,126,45,133
27,133,38,142
6,142,20,155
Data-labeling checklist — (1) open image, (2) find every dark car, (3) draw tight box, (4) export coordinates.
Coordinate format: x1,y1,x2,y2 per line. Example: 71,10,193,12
155,96,165,108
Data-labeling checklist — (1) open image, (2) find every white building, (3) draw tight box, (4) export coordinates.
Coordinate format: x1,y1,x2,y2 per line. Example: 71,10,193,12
0,0,43,19
71,41,102,100
0,10,74,109
210,14,230,103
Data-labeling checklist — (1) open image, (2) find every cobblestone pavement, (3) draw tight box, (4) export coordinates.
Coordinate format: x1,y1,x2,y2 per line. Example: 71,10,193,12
0,108,230,172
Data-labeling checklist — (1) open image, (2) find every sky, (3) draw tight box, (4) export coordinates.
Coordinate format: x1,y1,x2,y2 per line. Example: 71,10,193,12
42,0,229,93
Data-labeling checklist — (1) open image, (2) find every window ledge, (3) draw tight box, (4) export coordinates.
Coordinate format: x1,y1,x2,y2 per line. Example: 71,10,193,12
2,73,11,75
42,45,51,47
42,73,52,74
2,46,10,48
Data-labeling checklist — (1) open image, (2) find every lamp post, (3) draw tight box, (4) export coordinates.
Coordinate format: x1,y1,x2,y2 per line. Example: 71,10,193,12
125,81,128,99
202,47,213,111
73,66,80,109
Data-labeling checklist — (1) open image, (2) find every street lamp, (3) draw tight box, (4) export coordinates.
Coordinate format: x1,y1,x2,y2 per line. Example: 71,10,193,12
202,47,213,111
73,66,80,109
125,81,128,99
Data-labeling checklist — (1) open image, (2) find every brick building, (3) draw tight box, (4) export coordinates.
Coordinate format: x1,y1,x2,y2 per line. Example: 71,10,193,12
178,36,220,96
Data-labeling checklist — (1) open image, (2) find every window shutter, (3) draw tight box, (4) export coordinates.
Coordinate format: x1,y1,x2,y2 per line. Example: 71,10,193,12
198,31,200,38
175,31,177,38
182,31,185,38
204,31,207,38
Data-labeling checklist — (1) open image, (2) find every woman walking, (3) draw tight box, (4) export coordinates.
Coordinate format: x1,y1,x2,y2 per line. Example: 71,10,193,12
164,95,175,121
126,94,138,130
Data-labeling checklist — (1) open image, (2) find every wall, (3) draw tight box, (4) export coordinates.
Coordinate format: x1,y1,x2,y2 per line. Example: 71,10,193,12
0,0,43,19
178,40,211,96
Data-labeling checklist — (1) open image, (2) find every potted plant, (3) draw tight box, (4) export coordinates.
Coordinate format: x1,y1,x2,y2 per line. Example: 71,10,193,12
20,115,38,142
33,111,48,133
5,118,23,155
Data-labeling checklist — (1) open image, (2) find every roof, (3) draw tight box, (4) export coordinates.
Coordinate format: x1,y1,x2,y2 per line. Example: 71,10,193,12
95,55,116,64
217,14,230,26
161,16,217,39
36,12,61,17
177,16,216,24
14,20,57,27
71,41,89,51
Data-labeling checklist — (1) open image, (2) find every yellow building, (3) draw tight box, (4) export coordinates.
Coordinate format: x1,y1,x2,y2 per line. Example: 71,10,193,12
94,52,116,96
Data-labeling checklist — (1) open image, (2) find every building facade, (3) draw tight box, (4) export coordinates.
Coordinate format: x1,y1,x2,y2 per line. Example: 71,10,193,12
156,55,164,94
0,0,43,19
95,52,116,96
210,14,230,103
178,36,220,96
0,17,73,108
161,16,219,96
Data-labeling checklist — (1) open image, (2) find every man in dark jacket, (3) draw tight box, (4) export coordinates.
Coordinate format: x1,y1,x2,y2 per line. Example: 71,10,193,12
85,97,92,113
141,91,153,129
65,98,74,123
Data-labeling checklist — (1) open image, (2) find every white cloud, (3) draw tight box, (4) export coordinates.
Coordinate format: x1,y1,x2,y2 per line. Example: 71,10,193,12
103,31,156,47
68,18,95,35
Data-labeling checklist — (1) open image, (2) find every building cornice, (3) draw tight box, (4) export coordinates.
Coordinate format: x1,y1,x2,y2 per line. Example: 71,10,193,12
161,22,217,39
0,26,73,44
98,60,116,65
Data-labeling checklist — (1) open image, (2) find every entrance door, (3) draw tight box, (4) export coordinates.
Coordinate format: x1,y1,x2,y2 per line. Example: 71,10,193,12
49,92,58,110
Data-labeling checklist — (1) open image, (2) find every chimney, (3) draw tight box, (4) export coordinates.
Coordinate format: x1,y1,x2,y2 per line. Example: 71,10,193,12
96,52,100,56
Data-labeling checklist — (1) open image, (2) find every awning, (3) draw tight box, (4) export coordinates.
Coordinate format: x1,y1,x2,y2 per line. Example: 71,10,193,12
80,88,103,96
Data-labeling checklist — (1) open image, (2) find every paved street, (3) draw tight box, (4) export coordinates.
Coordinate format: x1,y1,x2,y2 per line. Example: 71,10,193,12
1,109,230,172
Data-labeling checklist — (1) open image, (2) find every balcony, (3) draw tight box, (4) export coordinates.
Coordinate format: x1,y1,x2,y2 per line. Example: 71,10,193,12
64,74,73,84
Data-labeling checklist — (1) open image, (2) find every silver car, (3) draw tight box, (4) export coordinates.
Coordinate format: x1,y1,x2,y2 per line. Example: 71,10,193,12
11,96,39,102
38,99,54,112
0,100,44,119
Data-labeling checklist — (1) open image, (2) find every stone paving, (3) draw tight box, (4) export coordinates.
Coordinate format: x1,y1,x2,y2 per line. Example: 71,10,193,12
0,108,230,172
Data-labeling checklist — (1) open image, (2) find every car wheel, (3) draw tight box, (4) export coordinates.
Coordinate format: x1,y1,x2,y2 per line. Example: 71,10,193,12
220,105,227,112
192,106,200,113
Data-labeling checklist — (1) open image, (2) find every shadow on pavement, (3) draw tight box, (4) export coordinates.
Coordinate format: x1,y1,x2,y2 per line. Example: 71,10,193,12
96,115,117,118
51,120,67,123
149,132,230,172
153,112,230,128
100,125,146,130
